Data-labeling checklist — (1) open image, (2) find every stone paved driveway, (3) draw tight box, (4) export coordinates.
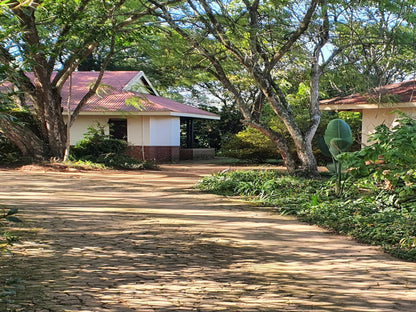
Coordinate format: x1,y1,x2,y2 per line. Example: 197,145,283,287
0,163,416,311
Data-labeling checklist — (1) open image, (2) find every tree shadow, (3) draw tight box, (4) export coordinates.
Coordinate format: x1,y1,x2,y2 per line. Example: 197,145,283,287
0,169,416,311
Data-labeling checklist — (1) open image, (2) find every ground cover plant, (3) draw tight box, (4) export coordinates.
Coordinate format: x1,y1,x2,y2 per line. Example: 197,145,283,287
197,116,416,261
1,207,23,303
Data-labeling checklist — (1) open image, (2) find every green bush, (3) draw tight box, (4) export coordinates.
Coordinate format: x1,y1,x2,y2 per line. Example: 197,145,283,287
71,125,127,159
339,113,416,207
220,127,280,162
1,207,21,254
70,124,151,170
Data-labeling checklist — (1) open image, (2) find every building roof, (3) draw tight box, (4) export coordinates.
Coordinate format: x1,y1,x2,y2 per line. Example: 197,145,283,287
320,79,416,111
5,71,220,120
58,71,219,119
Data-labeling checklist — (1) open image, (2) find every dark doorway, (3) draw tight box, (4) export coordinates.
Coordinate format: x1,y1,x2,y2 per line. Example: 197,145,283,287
181,117,194,148
109,118,127,141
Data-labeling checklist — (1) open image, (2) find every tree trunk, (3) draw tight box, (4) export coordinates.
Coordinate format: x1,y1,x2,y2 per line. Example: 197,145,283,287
0,116,45,159
295,139,319,177
246,121,297,174
32,70,67,159
12,5,68,160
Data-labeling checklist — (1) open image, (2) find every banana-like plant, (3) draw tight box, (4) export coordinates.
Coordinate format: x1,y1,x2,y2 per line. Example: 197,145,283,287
319,119,353,196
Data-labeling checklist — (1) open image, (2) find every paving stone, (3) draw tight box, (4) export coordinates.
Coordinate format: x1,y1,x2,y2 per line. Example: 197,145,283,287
0,164,416,311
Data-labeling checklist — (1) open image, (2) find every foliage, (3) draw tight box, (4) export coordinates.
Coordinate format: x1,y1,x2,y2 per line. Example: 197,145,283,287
1,207,21,251
0,0,176,159
319,119,353,196
0,204,23,303
70,124,152,170
220,127,280,162
0,277,24,304
320,1,416,98
181,103,243,150
71,125,126,159
0,135,20,164
339,113,416,207
197,168,416,261
1,206,22,303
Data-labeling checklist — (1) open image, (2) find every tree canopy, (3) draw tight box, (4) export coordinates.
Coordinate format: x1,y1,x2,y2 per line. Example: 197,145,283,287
0,0,177,159
1,0,416,174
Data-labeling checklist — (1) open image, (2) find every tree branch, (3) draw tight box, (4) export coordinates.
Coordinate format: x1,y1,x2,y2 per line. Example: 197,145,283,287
69,34,116,127
266,0,319,73
47,0,93,71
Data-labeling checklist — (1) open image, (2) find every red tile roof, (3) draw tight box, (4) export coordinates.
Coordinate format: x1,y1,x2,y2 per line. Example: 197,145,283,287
320,79,416,106
7,71,219,119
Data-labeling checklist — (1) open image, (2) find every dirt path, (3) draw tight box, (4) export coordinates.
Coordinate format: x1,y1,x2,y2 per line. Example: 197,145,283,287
0,163,415,312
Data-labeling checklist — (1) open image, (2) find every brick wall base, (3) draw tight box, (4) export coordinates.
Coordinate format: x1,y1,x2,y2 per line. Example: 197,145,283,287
179,148,216,161
126,146,180,163
127,146,215,163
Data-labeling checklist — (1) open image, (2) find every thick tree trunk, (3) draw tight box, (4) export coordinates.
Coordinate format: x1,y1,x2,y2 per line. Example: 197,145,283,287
252,71,320,176
295,139,319,177
11,5,67,160
246,121,297,173
32,75,67,159
0,116,45,159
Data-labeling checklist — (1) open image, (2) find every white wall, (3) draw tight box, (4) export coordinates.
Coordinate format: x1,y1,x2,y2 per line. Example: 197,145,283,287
149,116,180,146
127,116,150,146
68,115,180,147
362,108,416,145
68,116,110,145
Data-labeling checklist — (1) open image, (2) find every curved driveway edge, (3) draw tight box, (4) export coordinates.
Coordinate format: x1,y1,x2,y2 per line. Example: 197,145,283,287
0,163,415,311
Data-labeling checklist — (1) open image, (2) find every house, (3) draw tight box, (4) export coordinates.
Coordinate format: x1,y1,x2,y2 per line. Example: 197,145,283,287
320,80,416,145
58,71,220,162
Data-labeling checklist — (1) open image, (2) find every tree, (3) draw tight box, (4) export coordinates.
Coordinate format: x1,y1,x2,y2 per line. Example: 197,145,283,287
0,0,177,159
151,0,416,176
320,0,416,98
151,0,330,176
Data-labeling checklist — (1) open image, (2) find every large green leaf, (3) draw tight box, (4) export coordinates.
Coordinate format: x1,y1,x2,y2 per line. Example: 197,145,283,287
324,119,353,157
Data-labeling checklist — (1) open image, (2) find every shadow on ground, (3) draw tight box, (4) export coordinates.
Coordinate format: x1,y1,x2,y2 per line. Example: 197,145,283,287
0,165,415,311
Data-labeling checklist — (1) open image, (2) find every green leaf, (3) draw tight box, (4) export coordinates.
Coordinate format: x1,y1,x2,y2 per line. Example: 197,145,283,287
5,216,22,223
317,136,331,158
324,119,353,158
6,208,18,216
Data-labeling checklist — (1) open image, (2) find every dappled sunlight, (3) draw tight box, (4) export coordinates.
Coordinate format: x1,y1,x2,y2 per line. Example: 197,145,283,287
1,165,416,311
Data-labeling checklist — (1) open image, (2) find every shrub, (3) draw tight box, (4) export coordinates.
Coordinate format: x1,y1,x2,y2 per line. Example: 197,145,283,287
70,124,150,169
220,127,280,162
71,125,127,159
339,113,416,207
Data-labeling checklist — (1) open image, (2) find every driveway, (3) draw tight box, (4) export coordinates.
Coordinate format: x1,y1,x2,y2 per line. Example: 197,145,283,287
0,163,415,311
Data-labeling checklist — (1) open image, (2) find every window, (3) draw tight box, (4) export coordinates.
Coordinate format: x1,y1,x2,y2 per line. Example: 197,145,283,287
109,118,127,141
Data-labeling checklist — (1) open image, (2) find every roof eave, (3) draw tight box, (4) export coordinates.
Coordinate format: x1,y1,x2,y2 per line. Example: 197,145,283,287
319,101,416,111
78,111,220,120
170,112,220,120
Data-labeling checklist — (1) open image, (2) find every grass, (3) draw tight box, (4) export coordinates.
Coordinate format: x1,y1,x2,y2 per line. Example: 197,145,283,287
197,170,416,261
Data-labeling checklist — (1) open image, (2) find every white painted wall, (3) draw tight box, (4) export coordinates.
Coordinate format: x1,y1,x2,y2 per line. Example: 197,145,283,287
362,108,416,145
149,116,180,146
127,116,150,146
68,115,180,147
67,116,110,145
